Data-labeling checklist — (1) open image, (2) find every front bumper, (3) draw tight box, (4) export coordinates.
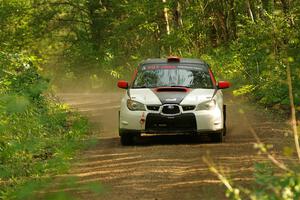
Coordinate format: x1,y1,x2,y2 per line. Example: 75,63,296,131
119,106,223,135
145,113,197,133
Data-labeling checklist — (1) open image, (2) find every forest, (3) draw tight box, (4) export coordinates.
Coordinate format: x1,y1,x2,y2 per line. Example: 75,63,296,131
0,0,299,199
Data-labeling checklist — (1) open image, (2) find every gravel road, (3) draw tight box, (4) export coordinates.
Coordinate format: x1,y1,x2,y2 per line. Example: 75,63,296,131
52,91,290,200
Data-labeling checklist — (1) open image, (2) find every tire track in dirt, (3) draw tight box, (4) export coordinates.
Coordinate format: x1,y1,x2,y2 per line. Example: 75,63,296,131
53,91,290,200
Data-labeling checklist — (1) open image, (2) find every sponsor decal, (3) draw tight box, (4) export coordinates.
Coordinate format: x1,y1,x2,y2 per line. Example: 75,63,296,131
166,98,177,102
142,65,177,70
140,112,145,125
141,64,207,71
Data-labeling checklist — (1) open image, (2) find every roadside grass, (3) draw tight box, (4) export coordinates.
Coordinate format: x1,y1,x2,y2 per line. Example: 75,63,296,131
0,96,102,200
204,90,300,200
0,52,102,199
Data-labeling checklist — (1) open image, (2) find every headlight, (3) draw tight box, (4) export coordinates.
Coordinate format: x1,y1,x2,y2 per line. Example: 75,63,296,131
196,99,216,110
127,99,146,111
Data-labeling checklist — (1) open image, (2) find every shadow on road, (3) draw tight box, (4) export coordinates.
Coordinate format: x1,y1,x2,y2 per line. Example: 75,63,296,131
53,92,289,200
132,134,216,146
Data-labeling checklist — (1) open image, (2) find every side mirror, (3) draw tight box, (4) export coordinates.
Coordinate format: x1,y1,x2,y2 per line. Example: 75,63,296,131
117,80,129,89
217,81,230,89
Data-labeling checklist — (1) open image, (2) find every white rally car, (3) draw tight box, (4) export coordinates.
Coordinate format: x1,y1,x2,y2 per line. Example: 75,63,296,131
117,57,230,145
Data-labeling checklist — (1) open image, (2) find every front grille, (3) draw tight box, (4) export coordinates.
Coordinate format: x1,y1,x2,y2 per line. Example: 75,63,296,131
147,105,160,111
182,105,196,111
145,113,197,133
161,105,180,115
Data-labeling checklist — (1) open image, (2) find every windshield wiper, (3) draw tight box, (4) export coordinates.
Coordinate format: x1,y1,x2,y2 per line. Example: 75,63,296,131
132,85,158,88
132,86,147,88
133,85,190,88
170,85,191,88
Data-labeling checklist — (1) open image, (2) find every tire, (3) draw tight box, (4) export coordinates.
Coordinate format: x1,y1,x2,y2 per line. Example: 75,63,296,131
120,134,135,146
223,105,227,136
211,131,224,143
223,121,227,136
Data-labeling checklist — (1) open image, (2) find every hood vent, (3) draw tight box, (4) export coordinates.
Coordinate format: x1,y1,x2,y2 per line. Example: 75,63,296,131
152,87,191,104
155,87,188,92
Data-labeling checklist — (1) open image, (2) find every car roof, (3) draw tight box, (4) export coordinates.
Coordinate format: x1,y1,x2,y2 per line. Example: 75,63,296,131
139,58,208,67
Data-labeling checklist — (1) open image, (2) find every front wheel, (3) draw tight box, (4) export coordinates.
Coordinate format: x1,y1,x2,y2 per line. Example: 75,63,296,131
120,134,135,146
211,131,224,143
223,105,227,136
119,128,140,146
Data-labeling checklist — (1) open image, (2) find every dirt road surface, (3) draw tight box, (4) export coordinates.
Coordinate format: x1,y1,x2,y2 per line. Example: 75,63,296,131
53,91,291,200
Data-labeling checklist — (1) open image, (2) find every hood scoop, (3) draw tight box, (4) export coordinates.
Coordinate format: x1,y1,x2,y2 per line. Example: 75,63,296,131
152,87,191,104
155,87,188,93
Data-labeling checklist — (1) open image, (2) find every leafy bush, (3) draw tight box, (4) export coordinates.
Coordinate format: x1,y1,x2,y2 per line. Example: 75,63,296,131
0,51,89,199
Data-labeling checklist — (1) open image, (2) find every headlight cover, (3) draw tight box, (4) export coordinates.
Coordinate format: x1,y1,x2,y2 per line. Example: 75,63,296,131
127,99,146,111
196,99,216,111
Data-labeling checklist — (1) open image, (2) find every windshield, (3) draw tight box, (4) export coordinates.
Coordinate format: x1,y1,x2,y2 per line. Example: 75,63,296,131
132,64,214,89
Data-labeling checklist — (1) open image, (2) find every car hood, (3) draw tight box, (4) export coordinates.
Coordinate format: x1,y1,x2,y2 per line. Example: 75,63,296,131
129,88,215,105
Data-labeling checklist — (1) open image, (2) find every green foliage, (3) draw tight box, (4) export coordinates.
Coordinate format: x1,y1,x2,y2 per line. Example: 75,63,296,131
224,163,300,200
0,52,89,199
1,0,300,199
233,85,256,96
257,165,300,200
201,6,300,107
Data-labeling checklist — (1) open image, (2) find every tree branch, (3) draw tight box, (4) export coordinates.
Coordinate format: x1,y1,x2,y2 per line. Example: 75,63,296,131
55,18,92,25
48,1,90,15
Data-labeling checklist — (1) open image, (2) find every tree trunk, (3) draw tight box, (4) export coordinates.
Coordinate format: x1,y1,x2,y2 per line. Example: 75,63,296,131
174,1,183,28
286,64,300,161
87,0,102,51
229,0,237,39
280,0,290,13
162,0,170,35
246,0,255,22
261,0,271,12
